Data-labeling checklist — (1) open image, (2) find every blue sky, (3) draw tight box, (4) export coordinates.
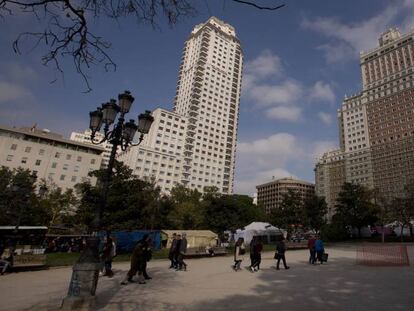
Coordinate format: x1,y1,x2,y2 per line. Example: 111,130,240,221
1,0,414,195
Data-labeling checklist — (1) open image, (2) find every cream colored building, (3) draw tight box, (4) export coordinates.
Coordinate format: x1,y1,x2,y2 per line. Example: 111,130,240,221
118,17,243,195
256,177,315,214
173,16,243,194
314,149,346,221
70,130,114,168
0,125,103,189
117,108,186,193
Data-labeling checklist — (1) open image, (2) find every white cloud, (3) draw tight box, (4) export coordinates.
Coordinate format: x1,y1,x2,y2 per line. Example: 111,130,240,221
0,81,34,104
235,133,304,194
248,79,303,107
309,81,336,103
238,133,302,170
234,133,338,195
318,112,333,125
302,1,414,62
311,140,338,161
245,49,283,79
266,106,302,122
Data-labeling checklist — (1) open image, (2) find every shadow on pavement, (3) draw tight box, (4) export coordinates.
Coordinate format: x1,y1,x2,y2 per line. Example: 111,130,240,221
188,255,414,311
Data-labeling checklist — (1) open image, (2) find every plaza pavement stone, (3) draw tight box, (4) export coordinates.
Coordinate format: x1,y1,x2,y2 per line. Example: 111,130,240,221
1,243,414,311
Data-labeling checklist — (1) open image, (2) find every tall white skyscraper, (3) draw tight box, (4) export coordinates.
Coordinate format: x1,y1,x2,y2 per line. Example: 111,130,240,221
118,17,243,195
173,17,243,194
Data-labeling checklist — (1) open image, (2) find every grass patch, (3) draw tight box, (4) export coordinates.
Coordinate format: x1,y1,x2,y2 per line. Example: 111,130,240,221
46,252,80,267
46,248,170,267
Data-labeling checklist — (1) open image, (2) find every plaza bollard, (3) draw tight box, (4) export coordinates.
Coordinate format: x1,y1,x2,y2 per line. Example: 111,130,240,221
61,237,101,310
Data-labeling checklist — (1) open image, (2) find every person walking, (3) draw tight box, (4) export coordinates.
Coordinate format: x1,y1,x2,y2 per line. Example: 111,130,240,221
102,236,115,277
307,235,316,264
232,237,245,271
315,236,325,264
120,235,149,285
253,237,263,271
177,233,188,271
168,233,178,269
275,237,290,270
142,236,153,280
249,236,257,272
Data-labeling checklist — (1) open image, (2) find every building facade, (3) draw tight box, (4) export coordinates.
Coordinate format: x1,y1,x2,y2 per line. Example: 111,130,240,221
361,28,414,198
173,16,243,194
0,125,103,189
117,108,187,193
314,149,346,221
256,177,315,214
118,17,243,195
316,27,414,214
70,130,114,168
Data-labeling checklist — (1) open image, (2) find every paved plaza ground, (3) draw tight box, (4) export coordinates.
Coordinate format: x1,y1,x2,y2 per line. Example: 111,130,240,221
1,243,414,311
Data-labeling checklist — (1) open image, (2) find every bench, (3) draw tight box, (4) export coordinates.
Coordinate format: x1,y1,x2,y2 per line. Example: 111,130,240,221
286,241,308,249
184,246,227,258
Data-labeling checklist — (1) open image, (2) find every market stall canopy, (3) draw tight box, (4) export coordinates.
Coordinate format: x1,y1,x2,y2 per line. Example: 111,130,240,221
234,222,284,244
163,230,218,248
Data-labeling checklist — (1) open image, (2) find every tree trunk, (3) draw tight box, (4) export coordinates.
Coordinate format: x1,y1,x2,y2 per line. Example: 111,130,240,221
400,224,405,242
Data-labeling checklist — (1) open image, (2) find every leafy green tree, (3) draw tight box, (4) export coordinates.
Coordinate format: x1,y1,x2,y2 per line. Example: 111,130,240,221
303,194,327,232
75,161,162,231
38,180,78,230
334,182,378,238
388,181,414,241
270,189,305,233
0,167,47,226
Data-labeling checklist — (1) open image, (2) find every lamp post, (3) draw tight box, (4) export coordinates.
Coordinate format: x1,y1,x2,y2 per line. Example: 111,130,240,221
62,91,154,309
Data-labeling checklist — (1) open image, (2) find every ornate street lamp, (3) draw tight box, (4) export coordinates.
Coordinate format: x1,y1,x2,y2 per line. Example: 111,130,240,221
63,91,154,308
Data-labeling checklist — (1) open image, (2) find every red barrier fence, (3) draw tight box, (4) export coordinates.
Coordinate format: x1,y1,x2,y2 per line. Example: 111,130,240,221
356,244,410,266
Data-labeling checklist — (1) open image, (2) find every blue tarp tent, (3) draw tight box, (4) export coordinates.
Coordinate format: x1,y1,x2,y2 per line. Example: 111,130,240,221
100,230,161,252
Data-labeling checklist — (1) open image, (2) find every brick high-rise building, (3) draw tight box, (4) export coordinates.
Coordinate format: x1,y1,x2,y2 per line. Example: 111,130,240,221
316,27,414,215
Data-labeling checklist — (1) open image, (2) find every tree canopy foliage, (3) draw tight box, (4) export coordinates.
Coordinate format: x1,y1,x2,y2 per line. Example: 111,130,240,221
333,182,378,238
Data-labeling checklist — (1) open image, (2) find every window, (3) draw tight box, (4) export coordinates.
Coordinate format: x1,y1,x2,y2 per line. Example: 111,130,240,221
21,157,28,164
25,147,31,153
71,176,77,182
74,166,80,172
91,159,96,165
35,160,41,166
63,164,68,170
10,144,17,150
39,149,45,155
51,162,57,169
66,154,72,160
60,175,66,181
55,152,61,158
6,155,13,161
77,156,82,162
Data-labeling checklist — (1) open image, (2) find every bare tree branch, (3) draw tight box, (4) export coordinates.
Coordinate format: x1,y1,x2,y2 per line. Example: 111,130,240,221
231,0,285,10
0,0,283,91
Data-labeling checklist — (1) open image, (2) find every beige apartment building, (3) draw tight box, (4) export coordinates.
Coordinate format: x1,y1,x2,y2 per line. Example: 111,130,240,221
316,27,414,213
256,177,315,214
0,125,103,189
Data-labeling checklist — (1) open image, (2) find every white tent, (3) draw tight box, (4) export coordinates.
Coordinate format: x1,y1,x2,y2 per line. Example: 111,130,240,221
234,222,284,244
